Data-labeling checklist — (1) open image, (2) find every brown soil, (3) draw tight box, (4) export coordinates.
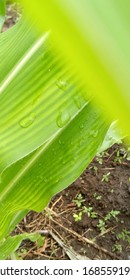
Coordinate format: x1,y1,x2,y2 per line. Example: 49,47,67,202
2,1,21,32
13,144,130,260
2,3,130,261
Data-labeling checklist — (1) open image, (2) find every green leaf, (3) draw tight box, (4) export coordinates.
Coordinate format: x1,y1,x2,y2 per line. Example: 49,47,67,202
21,0,130,139
0,101,109,240
0,8,124,249
0,14,110,244
6,210,28,237
0,0,6,31
0,232,43,260
98,121,125,153
0,16,87,173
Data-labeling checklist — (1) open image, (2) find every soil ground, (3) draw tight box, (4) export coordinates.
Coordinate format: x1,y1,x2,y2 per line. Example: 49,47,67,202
14,144,130,260
3,3,130,260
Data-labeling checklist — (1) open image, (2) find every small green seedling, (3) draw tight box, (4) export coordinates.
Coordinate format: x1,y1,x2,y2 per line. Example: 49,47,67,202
101,172,110,182
96,151,109,165
105,210,120,222
20,248,28,254
117,229,130,243
112,244,122,253
83,206,93,216
73,193,85,208
96,157,103,165
91,212,98,218
114,150,123,163
93,192,102,200
73,212,82,222
114,147,130,162
110,210,120,220
97,219,106,233
89,166,98,175
82,206,97,218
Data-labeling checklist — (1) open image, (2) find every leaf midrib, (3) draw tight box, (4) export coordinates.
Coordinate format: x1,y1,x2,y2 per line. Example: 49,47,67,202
0,33,49,94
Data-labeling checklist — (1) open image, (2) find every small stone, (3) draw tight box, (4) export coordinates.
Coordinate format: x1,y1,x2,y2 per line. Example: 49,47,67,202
81,180,85,183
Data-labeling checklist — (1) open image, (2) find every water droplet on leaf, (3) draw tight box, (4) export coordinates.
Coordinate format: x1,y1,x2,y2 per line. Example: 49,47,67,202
56,110,71,128
80,124,84,129
44,178,48,183
19,113,36,128
55,178,60,183
56,79,67,91
89,130,98,137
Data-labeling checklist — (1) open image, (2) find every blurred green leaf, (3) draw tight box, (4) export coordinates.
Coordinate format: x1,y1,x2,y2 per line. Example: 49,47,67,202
21,0,130,139
0,0,6,31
